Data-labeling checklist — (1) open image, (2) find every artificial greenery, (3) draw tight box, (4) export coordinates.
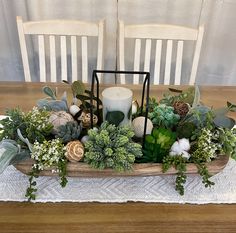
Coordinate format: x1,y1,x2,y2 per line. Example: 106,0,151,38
26,139,68,201
0,108,26,143
191,128,221,163
193,160,215,188
159,87,195,106
1,82,236,200
25,165,39,201
55,121,82,143
217,127,236,160
24,107,53,143
176,121,196,139
162,155,187,195
84,121,142,171
0,107,53,144
63,80,103,120
148,104,180,129
140,128,176,163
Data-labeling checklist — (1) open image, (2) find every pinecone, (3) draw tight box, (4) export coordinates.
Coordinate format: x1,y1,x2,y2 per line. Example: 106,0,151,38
55,121,82,143
173,101,189,118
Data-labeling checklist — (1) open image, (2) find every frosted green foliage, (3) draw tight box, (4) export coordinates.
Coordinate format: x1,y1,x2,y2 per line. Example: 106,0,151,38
84,121,142,172
55,121,82,143
148,104,180,129
191,128,221,163
0,139,20,174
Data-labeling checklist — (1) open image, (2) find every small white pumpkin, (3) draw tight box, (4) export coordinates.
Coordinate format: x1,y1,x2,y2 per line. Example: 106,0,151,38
65,140,84,162
132,116,153,138
49,111,74,134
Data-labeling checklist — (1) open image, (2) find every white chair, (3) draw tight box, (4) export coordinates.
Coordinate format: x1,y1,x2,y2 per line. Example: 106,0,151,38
17,16,104,83
118,21,204,85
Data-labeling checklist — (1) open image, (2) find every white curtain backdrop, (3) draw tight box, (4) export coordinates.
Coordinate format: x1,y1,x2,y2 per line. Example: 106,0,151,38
0,0,236,85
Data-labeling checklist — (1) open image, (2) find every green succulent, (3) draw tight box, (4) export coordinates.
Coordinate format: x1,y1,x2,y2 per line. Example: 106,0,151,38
55,121,82,143
139,127,177,163
84,121,142,172
148,104,180,129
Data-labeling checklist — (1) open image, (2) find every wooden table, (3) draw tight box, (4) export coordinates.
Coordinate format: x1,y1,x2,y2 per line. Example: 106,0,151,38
0,82,236,233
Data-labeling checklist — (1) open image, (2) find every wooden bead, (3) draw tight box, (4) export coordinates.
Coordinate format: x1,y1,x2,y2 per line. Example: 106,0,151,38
132,116,153,138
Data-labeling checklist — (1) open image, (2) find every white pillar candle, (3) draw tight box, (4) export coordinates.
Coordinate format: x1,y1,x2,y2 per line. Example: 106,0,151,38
102,87,133,126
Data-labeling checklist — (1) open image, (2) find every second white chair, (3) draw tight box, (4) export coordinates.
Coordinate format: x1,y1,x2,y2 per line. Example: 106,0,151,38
118,21,204,85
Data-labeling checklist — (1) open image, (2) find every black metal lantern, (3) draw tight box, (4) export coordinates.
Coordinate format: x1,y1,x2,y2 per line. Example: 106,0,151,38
90,70,150,146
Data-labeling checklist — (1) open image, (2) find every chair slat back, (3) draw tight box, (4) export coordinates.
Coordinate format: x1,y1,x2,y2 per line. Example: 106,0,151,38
49,35,57,82
119,21,204,85
81,36,88,83
153,40,162,84
133,39,141,84
17,16,104,83
38,35,46,82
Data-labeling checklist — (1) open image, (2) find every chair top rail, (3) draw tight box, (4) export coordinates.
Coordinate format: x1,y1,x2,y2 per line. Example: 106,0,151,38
124,23,202,40
17,16,100,36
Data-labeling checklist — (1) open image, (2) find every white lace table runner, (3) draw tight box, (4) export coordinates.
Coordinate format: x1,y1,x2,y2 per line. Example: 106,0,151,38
0,158,236,204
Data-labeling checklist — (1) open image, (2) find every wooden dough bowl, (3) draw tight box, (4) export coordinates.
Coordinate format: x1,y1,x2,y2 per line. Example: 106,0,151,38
14,155,229,178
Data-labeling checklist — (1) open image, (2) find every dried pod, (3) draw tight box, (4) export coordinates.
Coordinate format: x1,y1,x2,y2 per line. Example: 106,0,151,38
65,140,84,162
173,101,189,118
79,112,98,128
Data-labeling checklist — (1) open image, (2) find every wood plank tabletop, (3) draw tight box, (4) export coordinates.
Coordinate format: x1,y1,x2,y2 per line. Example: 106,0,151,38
0,82,236,233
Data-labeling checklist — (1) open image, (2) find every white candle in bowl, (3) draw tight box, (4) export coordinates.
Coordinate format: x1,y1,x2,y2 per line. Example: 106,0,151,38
102,87,133,126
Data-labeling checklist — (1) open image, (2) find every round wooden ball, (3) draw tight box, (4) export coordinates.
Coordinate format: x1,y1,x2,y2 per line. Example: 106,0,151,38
132,116,153,138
